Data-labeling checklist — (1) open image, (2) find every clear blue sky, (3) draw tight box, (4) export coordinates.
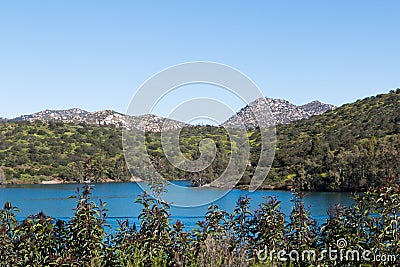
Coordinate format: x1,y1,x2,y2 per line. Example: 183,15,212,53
1,0,399,119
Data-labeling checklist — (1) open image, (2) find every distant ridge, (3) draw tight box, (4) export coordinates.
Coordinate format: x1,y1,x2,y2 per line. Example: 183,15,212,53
222,98,336,129
11,108,89,123
7,97,336,131
10,108,188,132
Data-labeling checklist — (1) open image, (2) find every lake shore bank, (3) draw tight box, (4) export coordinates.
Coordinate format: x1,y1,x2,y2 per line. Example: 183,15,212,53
2,178,365,192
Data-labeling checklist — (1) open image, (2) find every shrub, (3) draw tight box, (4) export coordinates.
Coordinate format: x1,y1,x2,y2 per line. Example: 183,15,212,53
0,183,399,266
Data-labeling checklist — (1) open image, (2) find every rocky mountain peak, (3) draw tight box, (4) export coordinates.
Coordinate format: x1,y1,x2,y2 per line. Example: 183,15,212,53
222,97,336,129
300,101,336,117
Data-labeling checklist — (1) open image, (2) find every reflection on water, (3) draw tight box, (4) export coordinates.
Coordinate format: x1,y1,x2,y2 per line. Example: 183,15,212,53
0,181,354,231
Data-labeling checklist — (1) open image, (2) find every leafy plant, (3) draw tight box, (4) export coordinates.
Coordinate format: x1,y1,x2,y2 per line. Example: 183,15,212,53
66,185,108,266
0,183,399,266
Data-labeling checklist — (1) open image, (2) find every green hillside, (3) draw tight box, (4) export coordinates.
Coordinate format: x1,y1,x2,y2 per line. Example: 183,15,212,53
0,89,399,190
265,89,400,190
0,122,129,184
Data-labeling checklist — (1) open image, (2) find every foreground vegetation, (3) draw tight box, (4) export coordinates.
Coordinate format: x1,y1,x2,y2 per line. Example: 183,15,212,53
0,183,399,266
0,89,399,190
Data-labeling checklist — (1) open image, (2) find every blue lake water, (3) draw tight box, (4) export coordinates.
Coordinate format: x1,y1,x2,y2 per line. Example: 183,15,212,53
0,181,354,231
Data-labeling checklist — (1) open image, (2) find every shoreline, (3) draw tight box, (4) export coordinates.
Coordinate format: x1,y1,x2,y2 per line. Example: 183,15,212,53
1,179,361,192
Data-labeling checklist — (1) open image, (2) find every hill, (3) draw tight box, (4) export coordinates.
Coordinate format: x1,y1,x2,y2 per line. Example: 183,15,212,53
10,108,188,132
222,98,336,128
262,89,400,190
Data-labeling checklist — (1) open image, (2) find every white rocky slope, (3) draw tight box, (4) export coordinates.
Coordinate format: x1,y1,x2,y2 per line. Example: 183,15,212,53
222,98,336,129
11,108,188,132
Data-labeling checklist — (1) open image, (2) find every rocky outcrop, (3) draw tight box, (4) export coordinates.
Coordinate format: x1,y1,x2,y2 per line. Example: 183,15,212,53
300,100,336,117
11,108,89,123
222,98,336,129
11,108,188,132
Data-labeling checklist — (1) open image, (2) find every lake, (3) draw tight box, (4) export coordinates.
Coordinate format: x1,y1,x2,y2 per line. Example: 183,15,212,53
0,181,354,231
